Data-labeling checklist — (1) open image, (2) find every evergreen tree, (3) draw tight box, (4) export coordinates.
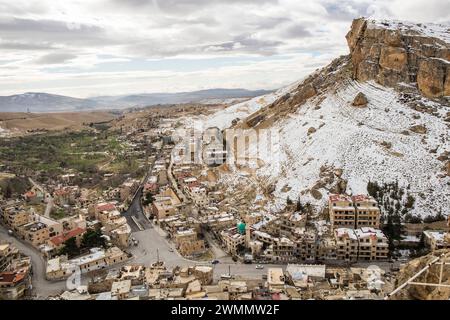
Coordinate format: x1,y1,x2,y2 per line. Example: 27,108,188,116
81,230,107,249
59,237,80,258
296,197,303,212
286,196,293,206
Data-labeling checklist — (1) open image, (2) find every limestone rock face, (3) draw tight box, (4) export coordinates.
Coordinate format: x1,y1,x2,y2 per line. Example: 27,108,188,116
346,18,450,99
352,92,368,107
417,59,450,97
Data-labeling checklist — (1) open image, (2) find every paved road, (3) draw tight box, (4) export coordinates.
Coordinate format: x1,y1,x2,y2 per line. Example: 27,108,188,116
129,227,282,281
29,177,53,218
0,224,67,298
123,187,152,232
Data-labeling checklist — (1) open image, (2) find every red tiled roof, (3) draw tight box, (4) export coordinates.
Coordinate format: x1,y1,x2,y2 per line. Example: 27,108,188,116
187,181,200,188
352,194,372,202
50,227,86,246
329,194,352,203
24,191,36,198
0,271,26,284
96,203,116,212
54,188,69,196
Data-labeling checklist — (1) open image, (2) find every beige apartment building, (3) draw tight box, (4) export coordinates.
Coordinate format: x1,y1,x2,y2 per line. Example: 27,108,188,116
174,229,206,257
335,227,389,261
329,194,356,230
1,207,29,232
221,227,246,256
329,194,381,230
178,240,206,257
355,228,389,260
335,228,360,262
353,195,381,229
18,222,50,247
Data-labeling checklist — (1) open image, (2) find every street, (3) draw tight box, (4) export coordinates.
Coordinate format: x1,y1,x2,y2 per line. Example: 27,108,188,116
123,187,152,232
0,224,67,298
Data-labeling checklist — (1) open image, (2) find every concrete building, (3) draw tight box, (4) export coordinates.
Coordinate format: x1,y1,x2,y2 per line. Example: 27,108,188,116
221,227,245,256
174,229,206,257
329,194,381,230
335,227,388,261
1,207,29,232
352,195,381,229
46,247,129,280
329,194,356,230
423,230,450,251
355,228,389,260
18,222,49,247
335,228,359,262
267,268,285,292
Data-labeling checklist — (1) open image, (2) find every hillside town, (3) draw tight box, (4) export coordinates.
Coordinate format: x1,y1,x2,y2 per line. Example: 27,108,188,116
1,108,449,300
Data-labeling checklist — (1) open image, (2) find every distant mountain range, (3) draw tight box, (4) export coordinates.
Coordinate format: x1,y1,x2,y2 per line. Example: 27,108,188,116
0,89,272,113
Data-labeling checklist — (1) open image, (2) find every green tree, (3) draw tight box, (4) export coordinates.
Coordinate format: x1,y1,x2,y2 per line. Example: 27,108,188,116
81,230,107,249
142,192,155,206
296,197,303,212
286,196,293,206
59,237,80,258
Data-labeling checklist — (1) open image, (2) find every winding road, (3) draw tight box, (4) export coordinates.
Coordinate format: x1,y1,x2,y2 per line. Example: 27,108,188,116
0,224,67,298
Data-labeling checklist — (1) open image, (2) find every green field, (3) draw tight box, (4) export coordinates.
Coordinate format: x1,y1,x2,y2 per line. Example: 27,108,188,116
0,129,147,189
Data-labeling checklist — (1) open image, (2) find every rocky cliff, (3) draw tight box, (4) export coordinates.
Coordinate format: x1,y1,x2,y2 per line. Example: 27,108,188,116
347,18,450,99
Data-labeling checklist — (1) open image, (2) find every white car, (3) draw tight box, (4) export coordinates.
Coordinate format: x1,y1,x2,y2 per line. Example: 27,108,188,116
255,265,264,269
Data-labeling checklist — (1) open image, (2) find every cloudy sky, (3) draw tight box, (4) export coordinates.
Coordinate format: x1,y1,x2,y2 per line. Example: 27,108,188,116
0,0,448,98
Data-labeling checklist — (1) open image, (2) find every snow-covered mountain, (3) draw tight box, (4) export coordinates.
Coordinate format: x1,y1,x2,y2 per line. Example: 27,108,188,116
204,18,450,218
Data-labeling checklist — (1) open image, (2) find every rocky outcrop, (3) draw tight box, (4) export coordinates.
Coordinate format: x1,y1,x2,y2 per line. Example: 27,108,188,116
392,250,450,300
409,124,427,134
352,92,368,107
346,18,450,99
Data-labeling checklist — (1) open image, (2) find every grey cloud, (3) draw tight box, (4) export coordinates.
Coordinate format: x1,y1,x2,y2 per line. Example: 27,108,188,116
111,0,278,14
284,24,313,38
0,17,115,46
35,53,77,64
321,0,371,21
204,34,284,55
0,41,54,51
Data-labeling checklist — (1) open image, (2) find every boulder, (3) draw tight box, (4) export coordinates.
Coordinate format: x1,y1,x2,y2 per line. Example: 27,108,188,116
310,189,323,200
352,92,368,107
409,124,427,134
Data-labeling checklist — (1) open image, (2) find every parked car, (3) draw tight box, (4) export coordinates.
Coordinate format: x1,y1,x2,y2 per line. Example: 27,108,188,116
255,265,264,269
211,259,220,265
7,230,13,236
220,274,232,280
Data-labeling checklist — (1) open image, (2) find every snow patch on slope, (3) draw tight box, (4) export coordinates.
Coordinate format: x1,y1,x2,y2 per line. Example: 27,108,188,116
203,80,301,130
238,80,449,217
368,19,450,44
